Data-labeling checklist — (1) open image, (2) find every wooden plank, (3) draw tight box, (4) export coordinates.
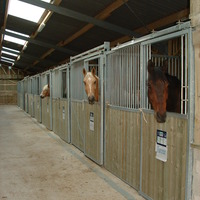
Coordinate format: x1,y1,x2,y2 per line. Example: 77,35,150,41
71,101,84,151
59,100,69,143
111,9,189,47
141,112,187,200
105,107,140,189
84,102,101,164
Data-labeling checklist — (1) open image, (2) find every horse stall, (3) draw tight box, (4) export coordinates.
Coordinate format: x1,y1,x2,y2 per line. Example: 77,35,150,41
70,42,109,165
24,77,28,113
33,74,42,123
51,64,70,143
105,22,194,200
41,71,52,130
27,77,34,117
17,80,24,109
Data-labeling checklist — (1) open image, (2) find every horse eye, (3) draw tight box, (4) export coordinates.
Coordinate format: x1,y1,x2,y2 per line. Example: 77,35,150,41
94,81,96,85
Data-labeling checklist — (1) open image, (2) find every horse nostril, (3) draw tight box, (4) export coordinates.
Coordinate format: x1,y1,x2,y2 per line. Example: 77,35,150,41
156,112,166,123
88,96,95,104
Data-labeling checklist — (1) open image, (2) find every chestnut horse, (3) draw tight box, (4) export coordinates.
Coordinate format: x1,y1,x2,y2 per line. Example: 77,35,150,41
83,67,99,104
40,84,50,98
147,60,181,123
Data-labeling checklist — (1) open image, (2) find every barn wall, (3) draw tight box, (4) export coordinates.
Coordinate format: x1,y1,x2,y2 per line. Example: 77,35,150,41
52,99,69,143
34,95,41,123
84,102,102,164
41,97,51,130
141,112,187,200
190,0,200,199
71,101,85,151
0,66,23,105
105,107,141,190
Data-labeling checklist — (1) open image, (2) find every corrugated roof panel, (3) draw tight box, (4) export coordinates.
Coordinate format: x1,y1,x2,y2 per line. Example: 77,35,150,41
6,15,38,35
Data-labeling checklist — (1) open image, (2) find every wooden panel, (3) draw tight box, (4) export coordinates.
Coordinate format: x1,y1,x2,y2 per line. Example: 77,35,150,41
59,99,69,143
71,101,85,152
52,99,60,135
141,112,187,200
41,97,51,130
20,94,24,110
25,93,28,112
34,95,41,122
84,102,101,164
52,99,69,143
105,106,141,189
28,94,34,117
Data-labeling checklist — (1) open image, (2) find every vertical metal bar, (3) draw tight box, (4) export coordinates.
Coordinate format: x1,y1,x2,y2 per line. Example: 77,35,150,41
50,71,53,130
130,46,133,108
120,50,122,107
185,27,194,200
67,65,71,143
126,48,129,108
185,34,188,114
100,55,104,165
39,75,42,123
139,99,143,195
181,35,184,114
138,45,140,109
140,44,144,108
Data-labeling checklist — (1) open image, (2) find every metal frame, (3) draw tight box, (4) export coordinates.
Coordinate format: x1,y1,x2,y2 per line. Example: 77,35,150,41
70,42,110,165
17,21,194,200
105,22,194,200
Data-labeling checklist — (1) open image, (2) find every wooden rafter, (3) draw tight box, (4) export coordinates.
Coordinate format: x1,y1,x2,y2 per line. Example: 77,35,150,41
111,8,189,47
30,0,128,68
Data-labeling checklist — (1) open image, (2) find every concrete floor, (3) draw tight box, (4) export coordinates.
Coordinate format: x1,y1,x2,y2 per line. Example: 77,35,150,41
0,105,145,200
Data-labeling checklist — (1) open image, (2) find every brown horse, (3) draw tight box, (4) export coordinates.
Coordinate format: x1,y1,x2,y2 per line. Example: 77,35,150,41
83,67,99,104
147,60,181,123
40,84,50,98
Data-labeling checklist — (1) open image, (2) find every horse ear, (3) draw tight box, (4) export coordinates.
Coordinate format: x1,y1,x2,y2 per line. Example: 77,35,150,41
148,60,155,73
91,67,96,76
162,60,168,73
47,84,50,88
83,68,87,77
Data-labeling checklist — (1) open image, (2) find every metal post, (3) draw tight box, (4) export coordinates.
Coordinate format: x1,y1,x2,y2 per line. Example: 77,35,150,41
67,65,71,143
50,71,53,130
185,27,194,200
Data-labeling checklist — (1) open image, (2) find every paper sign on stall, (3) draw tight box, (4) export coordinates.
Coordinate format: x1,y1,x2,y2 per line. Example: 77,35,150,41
156,130,167,162
90,112,94,131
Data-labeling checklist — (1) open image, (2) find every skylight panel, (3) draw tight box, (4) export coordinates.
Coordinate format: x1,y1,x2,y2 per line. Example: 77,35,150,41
0,58,14,64
4,29,29,45
2,50,18,57
1,57,15,62
4,35,27,45
2,47,20,53
8,0,51,23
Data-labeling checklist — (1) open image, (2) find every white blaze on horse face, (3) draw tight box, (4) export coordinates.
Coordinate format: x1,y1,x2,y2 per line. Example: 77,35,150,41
40,84,50,98
83,67,98,104
83,72,97,104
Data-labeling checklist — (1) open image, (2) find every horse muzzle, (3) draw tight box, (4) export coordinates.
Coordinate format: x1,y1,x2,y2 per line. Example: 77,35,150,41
156,112,166,123
88,96,95,104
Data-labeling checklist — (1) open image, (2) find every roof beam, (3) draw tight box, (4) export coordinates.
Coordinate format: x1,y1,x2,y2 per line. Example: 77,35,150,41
111,8,190,47
26,0,129,69
20,53,57,65
19,0,137,37
0,0,9,54
0,29,78,55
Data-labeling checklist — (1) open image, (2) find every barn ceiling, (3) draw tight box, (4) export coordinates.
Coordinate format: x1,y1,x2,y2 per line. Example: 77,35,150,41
0,0,189,75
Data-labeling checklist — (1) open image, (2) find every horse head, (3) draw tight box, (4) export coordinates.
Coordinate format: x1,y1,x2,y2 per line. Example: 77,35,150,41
83,67,99,104
40,84,50,99
147,60,169,123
